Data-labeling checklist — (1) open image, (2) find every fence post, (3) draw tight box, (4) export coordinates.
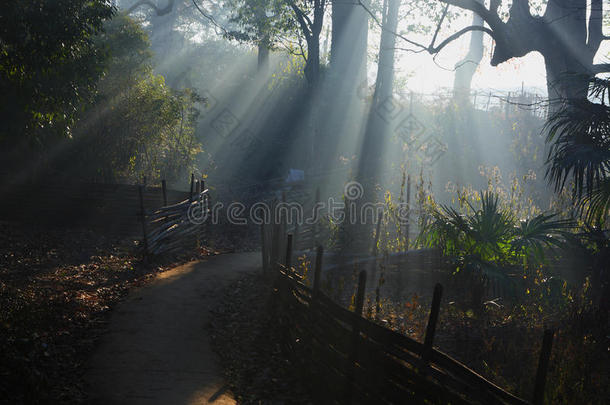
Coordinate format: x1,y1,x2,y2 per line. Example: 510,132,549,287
281,192,287,258
354,270,367,315
201,179,208,248
189,173,194,201
405,174,411,250
196,180,203,250
533,329,554,405
313,186,320,250
375,287,381,320
313,245,323,296
271,200,280,271
138,185,149,255
261,223,268,273
294,220,300,253
161,179,167,206
346,270,367,404
204,179,211,210
372,211,383,257
285,233,293,269
422,283,443,363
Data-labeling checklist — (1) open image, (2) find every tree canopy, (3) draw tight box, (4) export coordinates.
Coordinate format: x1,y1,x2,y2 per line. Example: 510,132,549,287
0,0,115,144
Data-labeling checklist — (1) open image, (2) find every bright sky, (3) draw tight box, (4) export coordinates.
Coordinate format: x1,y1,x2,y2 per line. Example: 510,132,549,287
393,11,610,96
398,37,550,95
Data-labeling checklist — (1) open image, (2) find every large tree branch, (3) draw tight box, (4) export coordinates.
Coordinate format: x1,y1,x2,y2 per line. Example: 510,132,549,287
359,0,493,56
592,64,610,74
438,0,542,67
430,4,450,49
490,0,542,65
430,25,494,54
127,0,175,16
435,0,534,68
438,0,503,30
286,0,313,40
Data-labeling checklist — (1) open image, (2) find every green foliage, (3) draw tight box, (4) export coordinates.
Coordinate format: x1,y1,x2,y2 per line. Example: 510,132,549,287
545,77,610,224
226,0,293,49
420,191,572,264
418,191,573,305
0,0,115,143
66,14,203,184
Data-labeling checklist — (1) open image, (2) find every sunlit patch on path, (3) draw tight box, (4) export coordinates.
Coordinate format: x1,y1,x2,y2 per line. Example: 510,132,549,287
85,252,260,404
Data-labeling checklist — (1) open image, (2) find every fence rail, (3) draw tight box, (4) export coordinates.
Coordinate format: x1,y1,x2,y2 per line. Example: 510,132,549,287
262,222,554,404
139,175,209,255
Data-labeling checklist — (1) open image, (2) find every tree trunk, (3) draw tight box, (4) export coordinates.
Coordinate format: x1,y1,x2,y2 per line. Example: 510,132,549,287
305,39,320,86
330,0,368,88
257,41,270,74
373,0,400,114
346,0,400,253
316,0,369,172
541,0,591,107
453,0,484,100
543,51,590,110
359,0,400,185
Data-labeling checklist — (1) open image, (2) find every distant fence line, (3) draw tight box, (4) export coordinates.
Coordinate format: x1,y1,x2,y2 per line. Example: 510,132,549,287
394,88,548,120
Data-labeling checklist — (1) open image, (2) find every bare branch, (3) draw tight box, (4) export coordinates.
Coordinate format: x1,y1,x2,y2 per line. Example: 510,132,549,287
191,0,230,35
286,0,313,41
429,4,450,49
439,0,501,27
592,64,610,74
429,25,494,53
358,0,494,56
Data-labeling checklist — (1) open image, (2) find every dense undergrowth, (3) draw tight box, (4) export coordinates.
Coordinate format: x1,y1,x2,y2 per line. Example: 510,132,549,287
284,178,609,403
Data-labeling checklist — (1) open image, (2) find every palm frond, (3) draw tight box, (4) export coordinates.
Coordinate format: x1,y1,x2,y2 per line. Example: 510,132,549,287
469,192,514,243
545,80,610,199
511,213,575,262
578,177,610,225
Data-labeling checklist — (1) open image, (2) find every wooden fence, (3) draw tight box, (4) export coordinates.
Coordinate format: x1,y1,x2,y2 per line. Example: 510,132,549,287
139,176,209,255
261,226,554,405
0,177,190,236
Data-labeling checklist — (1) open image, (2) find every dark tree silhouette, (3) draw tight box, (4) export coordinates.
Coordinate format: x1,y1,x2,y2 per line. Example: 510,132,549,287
431,0,608,105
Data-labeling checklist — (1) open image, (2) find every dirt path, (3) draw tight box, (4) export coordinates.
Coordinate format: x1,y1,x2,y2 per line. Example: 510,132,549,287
85,252,260,404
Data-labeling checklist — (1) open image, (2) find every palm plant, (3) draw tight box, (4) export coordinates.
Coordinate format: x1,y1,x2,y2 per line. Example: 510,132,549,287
545,77,610,224
418,191,573,307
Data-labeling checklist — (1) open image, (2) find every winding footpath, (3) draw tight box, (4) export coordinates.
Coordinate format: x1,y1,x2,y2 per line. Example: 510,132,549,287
85,252,260,404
